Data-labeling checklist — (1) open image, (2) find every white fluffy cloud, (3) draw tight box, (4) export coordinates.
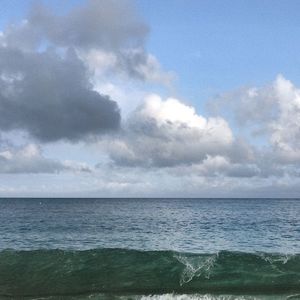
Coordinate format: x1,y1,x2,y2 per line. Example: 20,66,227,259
97,76,300,185
211,75,300,164
105,94,243,168
269,76,300,162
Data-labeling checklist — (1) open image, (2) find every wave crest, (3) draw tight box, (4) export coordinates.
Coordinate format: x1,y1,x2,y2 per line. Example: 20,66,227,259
0,249,299,298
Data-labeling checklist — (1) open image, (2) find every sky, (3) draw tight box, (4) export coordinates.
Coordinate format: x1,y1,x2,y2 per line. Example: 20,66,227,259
1,0,300,197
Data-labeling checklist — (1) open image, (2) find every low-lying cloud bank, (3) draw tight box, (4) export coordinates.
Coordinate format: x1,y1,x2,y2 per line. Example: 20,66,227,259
0,141,91,174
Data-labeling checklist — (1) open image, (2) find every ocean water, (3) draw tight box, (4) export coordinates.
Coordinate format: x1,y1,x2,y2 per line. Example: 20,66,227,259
0,198,300,299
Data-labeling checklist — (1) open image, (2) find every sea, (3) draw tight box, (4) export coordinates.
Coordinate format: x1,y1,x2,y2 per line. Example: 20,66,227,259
0,198,300,300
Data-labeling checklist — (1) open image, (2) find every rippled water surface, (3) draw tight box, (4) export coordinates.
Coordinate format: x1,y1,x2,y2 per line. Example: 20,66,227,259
0,198,299,253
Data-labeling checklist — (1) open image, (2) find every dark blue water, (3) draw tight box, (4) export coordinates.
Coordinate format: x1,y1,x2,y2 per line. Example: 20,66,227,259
1,198,300,299
0,198,299,253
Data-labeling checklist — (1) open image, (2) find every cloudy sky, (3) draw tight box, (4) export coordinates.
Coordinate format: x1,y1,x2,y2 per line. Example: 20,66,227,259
1,0,300,197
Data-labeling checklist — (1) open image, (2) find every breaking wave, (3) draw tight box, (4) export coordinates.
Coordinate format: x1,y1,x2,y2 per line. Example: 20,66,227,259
0,249,299,299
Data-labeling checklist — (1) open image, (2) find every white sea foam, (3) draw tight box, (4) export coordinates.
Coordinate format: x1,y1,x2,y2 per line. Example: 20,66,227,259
174,253,219,285
138,294,285,300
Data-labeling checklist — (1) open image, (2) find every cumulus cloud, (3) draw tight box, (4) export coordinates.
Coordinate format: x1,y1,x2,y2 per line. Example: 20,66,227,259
0,0,176,143
97,79,300,183
104,94,250,168
210,75,300,164
0,47,120,142
269,76,300,162
1,0,170,84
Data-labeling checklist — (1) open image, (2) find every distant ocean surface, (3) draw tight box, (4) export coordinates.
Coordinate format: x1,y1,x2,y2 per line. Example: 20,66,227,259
0,198,300,299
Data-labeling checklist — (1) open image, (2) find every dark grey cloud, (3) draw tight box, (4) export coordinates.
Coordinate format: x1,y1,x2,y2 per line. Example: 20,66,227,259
0,47,120,142
0,0,171,142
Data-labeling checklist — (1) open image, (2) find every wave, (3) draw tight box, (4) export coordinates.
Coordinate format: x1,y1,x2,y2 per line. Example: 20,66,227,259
0,249,300,298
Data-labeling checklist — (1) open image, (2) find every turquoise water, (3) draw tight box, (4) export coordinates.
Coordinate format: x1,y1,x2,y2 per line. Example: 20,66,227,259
0,198,300,299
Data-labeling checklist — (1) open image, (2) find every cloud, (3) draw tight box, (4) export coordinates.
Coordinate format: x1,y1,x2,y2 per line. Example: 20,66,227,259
171,155,260,178
210,75,300,164
0,47,120,142
80,45,174,86
3,0,148,51
104,94,246,168
3,1,300,196
0,143,65,174
269,76,300,163
0,0,176,143
97,85,300,182
1,0,171,85
0,138,94,174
